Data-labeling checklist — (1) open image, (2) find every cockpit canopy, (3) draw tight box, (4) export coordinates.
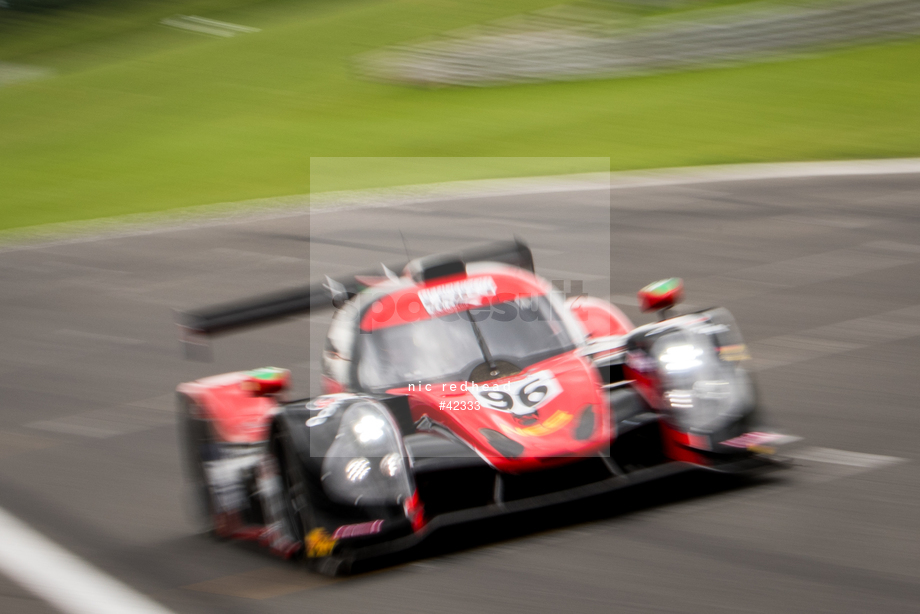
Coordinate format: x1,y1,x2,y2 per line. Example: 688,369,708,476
357,294,574,392
323,264,585,393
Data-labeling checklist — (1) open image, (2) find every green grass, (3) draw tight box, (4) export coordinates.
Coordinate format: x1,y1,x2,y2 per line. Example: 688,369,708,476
1,0,920,231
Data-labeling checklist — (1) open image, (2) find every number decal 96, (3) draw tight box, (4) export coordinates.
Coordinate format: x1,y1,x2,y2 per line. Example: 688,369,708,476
474,370,562,416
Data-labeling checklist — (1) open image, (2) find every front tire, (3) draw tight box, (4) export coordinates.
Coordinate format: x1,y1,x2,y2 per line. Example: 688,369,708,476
270,426,316,553
271,424,352,576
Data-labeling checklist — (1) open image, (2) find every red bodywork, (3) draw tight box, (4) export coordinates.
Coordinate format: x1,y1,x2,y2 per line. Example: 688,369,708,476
566,295,633,339
389,351,610,473
178,372,278,443
358,267,543,332
353,266,628,472
182,267,640,466
175,249,785,562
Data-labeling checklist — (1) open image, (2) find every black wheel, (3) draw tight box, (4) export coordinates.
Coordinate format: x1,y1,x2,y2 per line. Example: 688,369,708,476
270,426,351,575
609,388,666,471
271,426,315,552
178,395,219,534
612,420,666,472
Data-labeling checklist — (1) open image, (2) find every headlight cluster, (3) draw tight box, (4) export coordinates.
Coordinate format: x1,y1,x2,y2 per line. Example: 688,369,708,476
651,330,754,432
657,344,704,372
321,401,412,505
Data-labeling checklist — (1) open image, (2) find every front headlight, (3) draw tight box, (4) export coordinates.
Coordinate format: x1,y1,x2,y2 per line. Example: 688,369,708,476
651,330,754,432
658,343,705,372
321,400,411,505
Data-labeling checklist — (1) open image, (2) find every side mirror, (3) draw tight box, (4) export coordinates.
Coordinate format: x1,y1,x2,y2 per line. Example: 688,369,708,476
240,367,290,396
638,278,683,315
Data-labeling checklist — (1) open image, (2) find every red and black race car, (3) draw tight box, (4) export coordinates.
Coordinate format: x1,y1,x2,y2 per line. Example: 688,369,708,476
176,240,795,574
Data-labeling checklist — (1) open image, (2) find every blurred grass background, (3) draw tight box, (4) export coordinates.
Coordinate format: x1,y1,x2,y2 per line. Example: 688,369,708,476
1,0,919,231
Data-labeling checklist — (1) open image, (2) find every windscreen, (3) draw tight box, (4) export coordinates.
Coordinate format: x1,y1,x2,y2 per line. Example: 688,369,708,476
357,295,573,391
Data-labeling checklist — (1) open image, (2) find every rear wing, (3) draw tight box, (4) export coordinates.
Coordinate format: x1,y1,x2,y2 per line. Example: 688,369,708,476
176,239,534,357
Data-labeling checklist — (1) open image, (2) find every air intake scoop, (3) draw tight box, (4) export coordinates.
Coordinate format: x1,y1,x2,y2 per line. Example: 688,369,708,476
405,254,466,283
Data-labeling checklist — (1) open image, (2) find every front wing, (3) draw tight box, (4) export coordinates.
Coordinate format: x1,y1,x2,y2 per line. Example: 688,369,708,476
201,438,788,576
314,451,787,574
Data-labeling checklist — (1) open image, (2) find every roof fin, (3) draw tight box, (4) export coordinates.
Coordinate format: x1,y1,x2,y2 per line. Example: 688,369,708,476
324,275,349,307
381,263,399,281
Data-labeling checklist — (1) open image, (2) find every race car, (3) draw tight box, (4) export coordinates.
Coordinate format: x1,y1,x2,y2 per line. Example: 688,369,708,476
176,239,794,574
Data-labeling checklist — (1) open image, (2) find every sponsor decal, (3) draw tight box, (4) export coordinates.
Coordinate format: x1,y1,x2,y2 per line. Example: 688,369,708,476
718,344,751,361
473,370,562,416
305,528,337,558
418,276,496,315
332,519,384,540
499,410,573,438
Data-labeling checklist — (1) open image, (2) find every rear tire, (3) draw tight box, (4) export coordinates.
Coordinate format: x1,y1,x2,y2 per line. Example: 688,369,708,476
178,395,219,534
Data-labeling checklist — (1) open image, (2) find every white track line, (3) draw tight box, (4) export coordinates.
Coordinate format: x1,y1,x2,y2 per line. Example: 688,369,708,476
787,446,906,469
3,157,920,254
0,506,177,614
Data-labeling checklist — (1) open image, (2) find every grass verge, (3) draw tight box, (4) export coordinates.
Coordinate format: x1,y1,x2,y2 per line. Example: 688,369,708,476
1,0,919,230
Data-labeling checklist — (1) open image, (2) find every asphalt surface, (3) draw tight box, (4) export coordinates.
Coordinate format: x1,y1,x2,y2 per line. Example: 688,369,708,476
0,173,918,613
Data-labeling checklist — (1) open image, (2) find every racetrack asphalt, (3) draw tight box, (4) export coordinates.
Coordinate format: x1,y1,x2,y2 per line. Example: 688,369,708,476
0,172,918,613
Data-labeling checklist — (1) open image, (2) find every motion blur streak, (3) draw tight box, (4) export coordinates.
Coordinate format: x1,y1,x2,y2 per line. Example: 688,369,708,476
361,0,920,86
0,505,177,614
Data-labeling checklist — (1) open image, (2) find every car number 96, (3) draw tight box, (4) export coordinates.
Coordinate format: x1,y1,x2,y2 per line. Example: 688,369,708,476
474,370,562,416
